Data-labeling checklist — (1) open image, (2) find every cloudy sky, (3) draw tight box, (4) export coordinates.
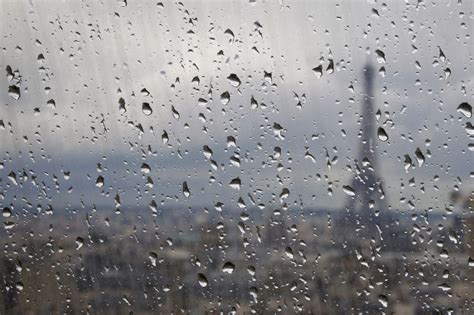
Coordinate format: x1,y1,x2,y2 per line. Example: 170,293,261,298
0,0,472,214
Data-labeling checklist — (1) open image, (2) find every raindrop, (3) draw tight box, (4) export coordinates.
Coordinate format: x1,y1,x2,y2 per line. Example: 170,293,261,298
162,131,169,144
375,49,386,63
222,262,235,274
8,86,20,100
118,97,126,114
198,98,207,106
149,200,158,213
343,185,355,196
220,91,230,105
8,171,17,185
229,177,241,190
438,283,451,292
141,163,151,174
415,148,425,167
227,74,241,87
182,181,191,197
457,102,472,118
16,282,24,292
249,287,258,301
171,106,180,119
439,47,446,62
444,68,451,79
468,257,474,267
250,96,258,109
404,155,412,171
75,237,84,250
95,175,104,188
203,145,213,159
280,188,289,200
197,273,208,287
377,127,389,141
378,295,388,308
2,207,12,218
326,59,334,74
46,99,56,108
227,136,236,147
141,88,150,96
312,65,323,78
149,251,158,267
142,102,153,116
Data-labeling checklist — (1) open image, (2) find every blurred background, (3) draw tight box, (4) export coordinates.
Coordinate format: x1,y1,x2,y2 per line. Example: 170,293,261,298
0,0,473,314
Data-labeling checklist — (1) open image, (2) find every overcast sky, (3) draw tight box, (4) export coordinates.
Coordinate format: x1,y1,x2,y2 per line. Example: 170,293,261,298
0,0,472,214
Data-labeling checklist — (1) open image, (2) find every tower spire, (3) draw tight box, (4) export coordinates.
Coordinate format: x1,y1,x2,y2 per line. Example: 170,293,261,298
345,63,387,217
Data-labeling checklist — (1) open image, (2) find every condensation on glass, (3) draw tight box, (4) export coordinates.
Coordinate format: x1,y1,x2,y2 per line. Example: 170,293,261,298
0,0,473,314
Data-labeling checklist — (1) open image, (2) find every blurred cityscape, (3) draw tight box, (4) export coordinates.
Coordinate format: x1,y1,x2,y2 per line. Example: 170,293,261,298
0,196,473,314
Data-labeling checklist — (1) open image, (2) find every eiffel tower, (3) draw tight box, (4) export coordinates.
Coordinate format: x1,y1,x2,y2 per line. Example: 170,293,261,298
345,62,387,219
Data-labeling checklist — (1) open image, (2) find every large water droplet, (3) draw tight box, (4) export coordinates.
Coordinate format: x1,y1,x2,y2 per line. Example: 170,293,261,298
149,251,158,266
75,237,84,250
3,207,12,218
8,86,20,100
377,127,389,141
415,148,425,167
8,171,17,185
118,97,126,114
95,175,104,188
229,177,241,190
197,273,208,287
142,102,153,116
343,185,355,196
375,49,386,63
220,91,230,105
312,65,323,78
182,181,191,197
457,102,472,118
203,145,213,159
378,295,388,308
227,74,241,87
222,262,235,274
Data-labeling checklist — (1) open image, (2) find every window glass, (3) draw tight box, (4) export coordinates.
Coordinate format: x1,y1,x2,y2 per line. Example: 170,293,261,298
1,0,473,313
